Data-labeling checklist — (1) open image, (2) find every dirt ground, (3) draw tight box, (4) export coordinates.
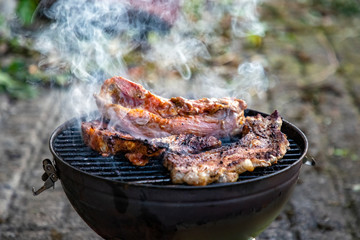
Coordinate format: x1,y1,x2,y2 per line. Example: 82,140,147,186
1,1,360,239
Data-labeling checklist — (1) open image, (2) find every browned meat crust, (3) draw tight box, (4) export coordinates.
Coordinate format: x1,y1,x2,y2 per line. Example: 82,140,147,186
81,76,289,184
94,76,247,139
163,111,290,186
81,120,221,166
81,120,162,166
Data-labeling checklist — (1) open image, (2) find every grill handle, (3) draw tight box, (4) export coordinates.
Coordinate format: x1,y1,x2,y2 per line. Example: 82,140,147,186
32,159,59,196
303,155,316,166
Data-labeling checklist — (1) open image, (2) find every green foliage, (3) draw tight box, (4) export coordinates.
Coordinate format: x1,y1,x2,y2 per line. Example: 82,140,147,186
0,59,41,99
16,0,39,25
333,148,359,161
246,35,263,48
0,70,37,99
0,56,70,99
0,15,4,26
183,0,207,21
0,1,71,99
331,0,360,15
310,0,360,16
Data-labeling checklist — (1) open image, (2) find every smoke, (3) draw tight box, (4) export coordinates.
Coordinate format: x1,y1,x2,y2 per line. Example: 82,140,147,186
35,0,132,81
33,0,268,118
231,0,266,37
142,0,267,100
146,38,211,80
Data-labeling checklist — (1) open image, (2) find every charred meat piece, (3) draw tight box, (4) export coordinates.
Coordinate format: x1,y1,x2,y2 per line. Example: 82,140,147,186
94,76,247,139
152,134,222,155
163,111,290,186
81,120,161,166
81,120,221,166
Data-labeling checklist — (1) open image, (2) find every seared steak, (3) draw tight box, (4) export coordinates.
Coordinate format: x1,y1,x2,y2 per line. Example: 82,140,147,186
81,76,289,185
163,111,290,185
94,76,247,139
81,120,221,166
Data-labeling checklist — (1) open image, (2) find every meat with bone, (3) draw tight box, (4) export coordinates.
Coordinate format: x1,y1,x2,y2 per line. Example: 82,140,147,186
94,76,247,139
163,111,290,186
81,120,221,166
82,76,289,184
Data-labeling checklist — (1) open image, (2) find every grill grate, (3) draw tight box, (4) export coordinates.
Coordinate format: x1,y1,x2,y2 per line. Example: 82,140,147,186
53,125,303,185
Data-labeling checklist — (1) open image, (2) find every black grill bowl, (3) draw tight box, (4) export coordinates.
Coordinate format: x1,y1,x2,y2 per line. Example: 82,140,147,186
49,110,308,240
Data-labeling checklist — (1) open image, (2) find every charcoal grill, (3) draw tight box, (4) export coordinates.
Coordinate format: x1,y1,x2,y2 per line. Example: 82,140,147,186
34,109,308,240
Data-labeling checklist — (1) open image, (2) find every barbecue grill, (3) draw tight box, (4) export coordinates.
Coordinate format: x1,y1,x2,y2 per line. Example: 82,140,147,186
33,109,309,240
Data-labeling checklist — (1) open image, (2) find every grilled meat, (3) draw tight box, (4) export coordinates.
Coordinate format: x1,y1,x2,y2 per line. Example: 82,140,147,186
82,76,289,184
81,120,160,166
81,120,221,166
94,76,247,139
152,134,222,154
163,111,290,186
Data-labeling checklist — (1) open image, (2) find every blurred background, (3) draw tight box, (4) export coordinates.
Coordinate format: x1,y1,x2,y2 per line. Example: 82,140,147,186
0,0,360,239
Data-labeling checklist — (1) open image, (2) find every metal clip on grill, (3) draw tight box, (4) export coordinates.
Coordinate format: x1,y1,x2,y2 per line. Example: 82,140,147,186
32,159,58,196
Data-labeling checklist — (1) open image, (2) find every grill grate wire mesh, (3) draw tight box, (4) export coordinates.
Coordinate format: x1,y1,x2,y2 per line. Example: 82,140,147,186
52,125,303,185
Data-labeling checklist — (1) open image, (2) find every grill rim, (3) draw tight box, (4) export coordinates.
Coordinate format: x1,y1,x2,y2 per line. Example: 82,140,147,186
49,109,308,190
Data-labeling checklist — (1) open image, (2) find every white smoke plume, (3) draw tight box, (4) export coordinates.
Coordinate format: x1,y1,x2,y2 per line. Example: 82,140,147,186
33,0,268,118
